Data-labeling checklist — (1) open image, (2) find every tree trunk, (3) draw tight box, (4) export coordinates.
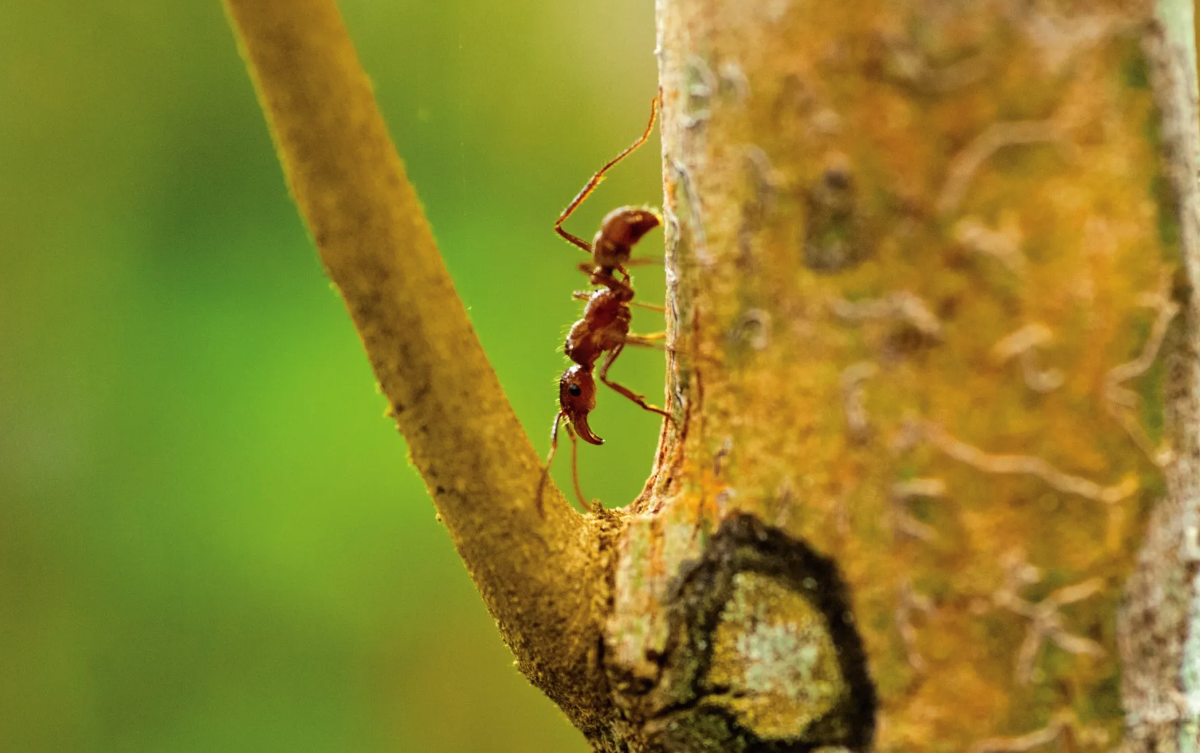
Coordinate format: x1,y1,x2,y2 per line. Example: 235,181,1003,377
225,0,1200,750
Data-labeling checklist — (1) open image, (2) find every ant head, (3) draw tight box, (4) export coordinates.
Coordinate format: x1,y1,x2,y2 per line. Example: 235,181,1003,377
592,207,661,268
559,365,603,445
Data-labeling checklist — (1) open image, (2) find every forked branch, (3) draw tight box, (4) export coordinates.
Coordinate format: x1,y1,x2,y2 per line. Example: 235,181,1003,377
222,0,611,724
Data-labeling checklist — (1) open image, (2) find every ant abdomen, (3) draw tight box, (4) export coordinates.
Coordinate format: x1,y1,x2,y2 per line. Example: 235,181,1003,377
592,207,661,273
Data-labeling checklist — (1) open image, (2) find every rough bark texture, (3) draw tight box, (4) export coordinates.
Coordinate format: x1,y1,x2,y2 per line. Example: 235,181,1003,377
1119,1,1200,750
226,0,1200,750
594,0,1195,750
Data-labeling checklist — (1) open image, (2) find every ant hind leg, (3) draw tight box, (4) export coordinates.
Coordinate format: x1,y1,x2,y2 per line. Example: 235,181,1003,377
539,413,592,512
556,96,659,255
598,345,673,421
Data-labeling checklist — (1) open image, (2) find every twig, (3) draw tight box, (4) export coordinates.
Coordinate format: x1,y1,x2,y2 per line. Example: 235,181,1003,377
223,0,599,703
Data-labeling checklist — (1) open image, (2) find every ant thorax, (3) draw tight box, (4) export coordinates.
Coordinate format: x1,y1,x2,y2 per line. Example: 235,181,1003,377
565,290,632,368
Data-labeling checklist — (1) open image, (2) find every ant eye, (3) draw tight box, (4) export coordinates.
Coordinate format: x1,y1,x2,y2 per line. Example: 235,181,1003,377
568,384,582,396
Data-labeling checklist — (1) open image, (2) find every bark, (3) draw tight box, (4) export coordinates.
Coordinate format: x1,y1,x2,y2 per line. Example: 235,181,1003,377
221,0,619,735
1119,1,1200,750
223,0,1200,750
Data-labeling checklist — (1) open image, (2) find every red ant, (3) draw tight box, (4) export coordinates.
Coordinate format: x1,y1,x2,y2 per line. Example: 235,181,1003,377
538,96,672,510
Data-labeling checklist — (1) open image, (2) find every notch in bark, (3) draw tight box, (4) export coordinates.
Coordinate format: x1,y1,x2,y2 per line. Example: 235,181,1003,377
640,514,875,752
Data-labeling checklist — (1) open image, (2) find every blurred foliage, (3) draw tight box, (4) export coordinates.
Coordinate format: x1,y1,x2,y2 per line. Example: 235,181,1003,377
0,0,664,750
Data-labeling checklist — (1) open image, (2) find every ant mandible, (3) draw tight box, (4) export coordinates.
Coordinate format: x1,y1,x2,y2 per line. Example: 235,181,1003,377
539,96,672,511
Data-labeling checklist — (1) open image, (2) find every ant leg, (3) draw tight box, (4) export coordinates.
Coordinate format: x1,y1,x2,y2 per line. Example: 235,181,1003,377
629,301,666,312
578,264,633,296
565,424,588,509
625,332,667,346
623,257,663,267
598,344,673,421
624,337,714,367
623,336,709,363
558,230,593,255
555,96,659,252
578,262,635,295
572,290,593,301
537,411,565,514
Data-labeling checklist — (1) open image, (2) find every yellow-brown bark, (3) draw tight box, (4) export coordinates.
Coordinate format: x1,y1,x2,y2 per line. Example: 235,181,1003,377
225,0,1200,749
597,0,1190,749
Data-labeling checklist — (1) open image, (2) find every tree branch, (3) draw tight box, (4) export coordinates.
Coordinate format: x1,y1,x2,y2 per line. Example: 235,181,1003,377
597,0,1184,749
222,0,1200,749
1117,2,1200,749
221,0,612,725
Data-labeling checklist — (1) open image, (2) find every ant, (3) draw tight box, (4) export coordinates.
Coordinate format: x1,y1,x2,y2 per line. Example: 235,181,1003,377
539,96,673,511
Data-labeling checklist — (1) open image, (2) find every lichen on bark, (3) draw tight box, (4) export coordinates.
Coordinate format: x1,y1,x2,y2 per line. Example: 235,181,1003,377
619,514,875,751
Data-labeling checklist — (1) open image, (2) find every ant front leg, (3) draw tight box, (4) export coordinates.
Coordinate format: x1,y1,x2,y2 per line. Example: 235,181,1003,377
624,332,667,346
565,423,589,510
630,301,666,313
537,411,565,514
598,344,673,421
537,411,590,512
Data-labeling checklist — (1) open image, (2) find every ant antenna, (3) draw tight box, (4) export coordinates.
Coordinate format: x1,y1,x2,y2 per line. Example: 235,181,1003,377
554,95,660,254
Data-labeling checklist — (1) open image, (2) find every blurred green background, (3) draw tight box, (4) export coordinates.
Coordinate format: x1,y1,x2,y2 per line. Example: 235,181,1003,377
1,1,665,750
